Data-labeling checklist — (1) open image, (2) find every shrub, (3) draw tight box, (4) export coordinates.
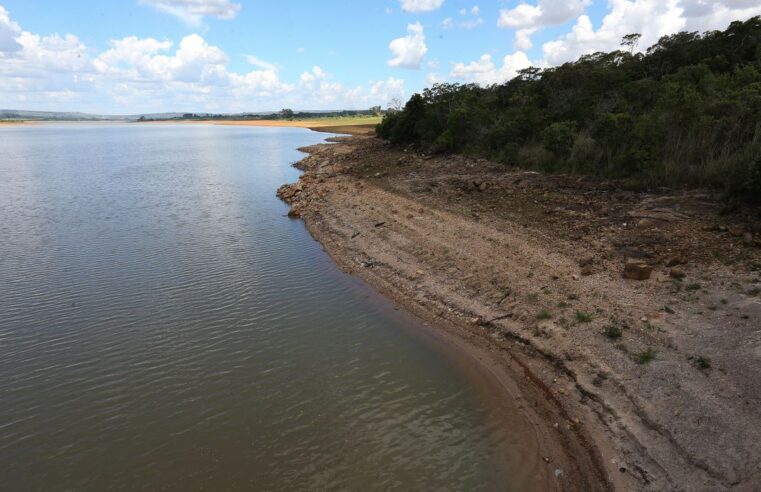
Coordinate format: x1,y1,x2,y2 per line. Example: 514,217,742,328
603,324,623,340
635,348,656,364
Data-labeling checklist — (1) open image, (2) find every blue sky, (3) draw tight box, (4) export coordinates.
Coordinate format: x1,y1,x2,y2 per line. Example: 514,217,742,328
1,0,760,114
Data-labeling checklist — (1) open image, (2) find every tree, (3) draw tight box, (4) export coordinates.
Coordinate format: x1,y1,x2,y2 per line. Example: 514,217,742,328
621,33,642,53
370,105,382,116
388,98,403,111
279,108,294,119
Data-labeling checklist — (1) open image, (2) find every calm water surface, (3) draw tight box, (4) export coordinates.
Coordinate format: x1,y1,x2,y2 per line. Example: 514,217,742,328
0,124,539,491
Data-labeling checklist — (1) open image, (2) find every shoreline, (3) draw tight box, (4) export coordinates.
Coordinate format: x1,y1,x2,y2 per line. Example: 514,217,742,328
281,135,616,491
278,132,761,490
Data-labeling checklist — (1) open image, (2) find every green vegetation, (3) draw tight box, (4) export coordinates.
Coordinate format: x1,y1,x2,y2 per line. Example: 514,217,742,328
537,309,552,320
635,348,657,364
575,311,593,323
690,355,712,370
602,323,623,340
377,17,761,203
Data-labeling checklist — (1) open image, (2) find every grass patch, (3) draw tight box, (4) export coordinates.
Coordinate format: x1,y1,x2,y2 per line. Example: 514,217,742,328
575,311,593,323
690,355,712,370
602,323,622,340
537,309,552,320
685,283,702,292
634,348,656,364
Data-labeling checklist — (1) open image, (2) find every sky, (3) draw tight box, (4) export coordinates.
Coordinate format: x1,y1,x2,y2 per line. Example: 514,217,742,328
1,0,760,114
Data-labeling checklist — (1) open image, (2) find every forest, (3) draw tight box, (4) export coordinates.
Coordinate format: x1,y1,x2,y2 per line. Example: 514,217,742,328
377,17,761,202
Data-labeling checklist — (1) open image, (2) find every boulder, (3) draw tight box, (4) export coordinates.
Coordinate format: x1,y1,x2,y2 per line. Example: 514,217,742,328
623,261,652,280
666,257,687,267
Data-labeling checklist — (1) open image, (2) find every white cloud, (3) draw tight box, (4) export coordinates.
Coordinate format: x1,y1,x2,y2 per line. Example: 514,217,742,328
0,6,22,53
540,0,682,65
138,0,241,26
388,22,427,69
679,0,761,30
537,0,761,66
245,55,278,72
441,17,454,29
498,0,591,49
450,52,533,84
398,0,445,13
461,18,484,29
0,6,400,113
455,4,484,29
295,66,405,108
498,0,591,29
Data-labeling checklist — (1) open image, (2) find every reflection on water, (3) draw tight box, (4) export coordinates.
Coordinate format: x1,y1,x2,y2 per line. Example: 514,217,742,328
0,124,538,491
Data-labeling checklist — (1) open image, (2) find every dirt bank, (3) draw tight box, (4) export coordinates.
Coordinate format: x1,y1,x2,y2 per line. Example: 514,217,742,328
278,134,761,491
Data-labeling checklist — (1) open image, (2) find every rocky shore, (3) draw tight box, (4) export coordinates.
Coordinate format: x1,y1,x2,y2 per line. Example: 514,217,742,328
278,133,761,491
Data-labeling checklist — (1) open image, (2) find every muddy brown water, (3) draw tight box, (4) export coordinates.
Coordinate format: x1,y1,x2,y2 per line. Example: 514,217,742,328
0,123,547,491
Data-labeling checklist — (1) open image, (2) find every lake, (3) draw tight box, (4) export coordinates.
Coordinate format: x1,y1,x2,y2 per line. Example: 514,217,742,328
0,123,541,491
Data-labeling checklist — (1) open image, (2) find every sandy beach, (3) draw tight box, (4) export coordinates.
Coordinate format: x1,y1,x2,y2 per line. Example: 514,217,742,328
276,133,761,491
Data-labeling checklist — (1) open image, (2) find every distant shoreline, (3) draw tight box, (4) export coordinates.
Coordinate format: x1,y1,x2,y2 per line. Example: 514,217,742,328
0,118,379,135
196,118,379,136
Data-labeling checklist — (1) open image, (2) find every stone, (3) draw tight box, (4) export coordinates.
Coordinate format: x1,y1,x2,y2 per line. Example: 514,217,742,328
581,264,595,276
623,261,652,280
666,256,686,267
669,269,686,279
579,256,595,267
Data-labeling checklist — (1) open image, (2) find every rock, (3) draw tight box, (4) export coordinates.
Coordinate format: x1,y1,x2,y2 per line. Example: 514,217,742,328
669,269,686,279
743,232,754,245
579,256,595,267
666,256,686,267
728,225,745,237
623,261,652,280
581,264,595,276
478,182,489,192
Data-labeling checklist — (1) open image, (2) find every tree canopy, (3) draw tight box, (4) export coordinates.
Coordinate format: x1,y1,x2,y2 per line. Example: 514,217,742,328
377,17,761,202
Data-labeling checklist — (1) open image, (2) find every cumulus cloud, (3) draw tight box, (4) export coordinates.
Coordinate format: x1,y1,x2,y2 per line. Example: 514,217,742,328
538,0,761,66
398,0,445,13
388,22,427,69
679,0,761,30
540,0,677,65
0,6,22,53
0,6,402,112
295,66,405,108
450,52,533,84
138,0,241,26
498,0,592,49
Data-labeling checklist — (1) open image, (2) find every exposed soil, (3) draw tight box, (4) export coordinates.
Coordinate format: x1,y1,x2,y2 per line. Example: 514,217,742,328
278,134,761,491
